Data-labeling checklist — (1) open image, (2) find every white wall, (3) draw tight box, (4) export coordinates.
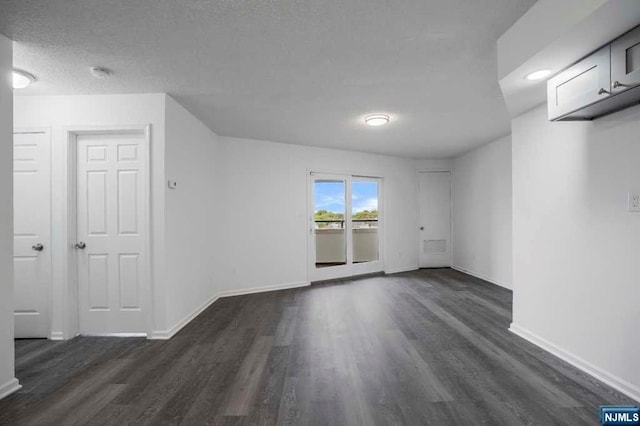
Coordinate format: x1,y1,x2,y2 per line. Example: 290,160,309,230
214,136,420,292
13,94,169,336
414,159,452,172
452,135,512,289
11,94,436,341
511,104,640,401
161,96,219,333
0,34,20,399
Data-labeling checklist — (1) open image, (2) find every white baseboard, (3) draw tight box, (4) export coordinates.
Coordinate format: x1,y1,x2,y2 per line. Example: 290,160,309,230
219,281,310,298
509,322,640,403
150,281,309,340
50,331,65,340
451,264,511,290
384,265,419,275
80,333,147,338
0,378,21,400
150,293,221,340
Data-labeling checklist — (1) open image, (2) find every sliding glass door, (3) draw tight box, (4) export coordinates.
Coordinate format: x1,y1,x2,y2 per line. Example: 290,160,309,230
309,172,382,282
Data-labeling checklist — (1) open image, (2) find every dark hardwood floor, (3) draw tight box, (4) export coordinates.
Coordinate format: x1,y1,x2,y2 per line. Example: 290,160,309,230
0,268,634,425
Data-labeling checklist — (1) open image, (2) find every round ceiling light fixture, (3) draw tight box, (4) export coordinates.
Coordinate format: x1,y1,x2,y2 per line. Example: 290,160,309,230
90,66,112,79
12,69,36,89
524,69,552,81
364,114,390,127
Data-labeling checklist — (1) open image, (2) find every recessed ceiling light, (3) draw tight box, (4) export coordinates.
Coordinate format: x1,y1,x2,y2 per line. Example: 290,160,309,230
364,114,390,127
90,67,112,79
12,69,36,89
524,69,552,81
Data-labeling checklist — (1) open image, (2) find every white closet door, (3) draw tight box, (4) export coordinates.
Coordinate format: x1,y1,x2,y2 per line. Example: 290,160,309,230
13,131,51,338
418,172,451,268
76,133,147,335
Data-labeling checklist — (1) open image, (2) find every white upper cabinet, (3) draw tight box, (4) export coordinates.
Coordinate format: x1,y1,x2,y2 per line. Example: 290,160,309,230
611,25,640,94
547,24,640,121
547,45,611,121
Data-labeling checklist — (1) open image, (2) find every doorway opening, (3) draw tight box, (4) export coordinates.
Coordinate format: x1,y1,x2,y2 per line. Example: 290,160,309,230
67,128,152,337
308,172,383,282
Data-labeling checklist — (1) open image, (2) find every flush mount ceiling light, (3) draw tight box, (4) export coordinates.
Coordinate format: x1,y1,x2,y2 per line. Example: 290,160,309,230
524,69,552,81
90,66,112,79
364,114,390,127
12,69,36,89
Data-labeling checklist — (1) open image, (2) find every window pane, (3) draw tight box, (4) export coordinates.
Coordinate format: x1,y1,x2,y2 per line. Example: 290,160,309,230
314,180,346,268
352,181,379,263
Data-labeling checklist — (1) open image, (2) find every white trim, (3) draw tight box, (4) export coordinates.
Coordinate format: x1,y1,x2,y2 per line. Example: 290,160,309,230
49,331,65,340
149,293,221,340
80,333,147,338
451,264,511,290
384,265,419,275
219,281,310,298
509,322,640,403
0,378,21,400
150,281,311,340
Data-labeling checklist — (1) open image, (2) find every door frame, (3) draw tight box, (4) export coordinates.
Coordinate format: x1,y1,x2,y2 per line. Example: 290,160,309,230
416,170,453,268
61,125,153,338
13,127,53,338
307,170,384,282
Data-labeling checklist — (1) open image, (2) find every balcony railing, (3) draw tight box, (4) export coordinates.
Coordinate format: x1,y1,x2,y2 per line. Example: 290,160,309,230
314,219,378,229
314,219,379,265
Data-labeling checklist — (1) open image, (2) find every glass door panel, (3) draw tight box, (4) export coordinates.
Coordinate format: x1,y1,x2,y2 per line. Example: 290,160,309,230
309,173,382,282
352,180,379,264
313,179,346,268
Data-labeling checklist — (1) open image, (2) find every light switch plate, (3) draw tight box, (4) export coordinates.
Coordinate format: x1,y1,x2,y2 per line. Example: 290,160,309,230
628,192,640,212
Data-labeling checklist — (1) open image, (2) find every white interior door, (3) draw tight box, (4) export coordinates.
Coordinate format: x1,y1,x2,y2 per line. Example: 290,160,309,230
76,133,147,335
418,172,451,268
308,172,383,282
13,131,51,338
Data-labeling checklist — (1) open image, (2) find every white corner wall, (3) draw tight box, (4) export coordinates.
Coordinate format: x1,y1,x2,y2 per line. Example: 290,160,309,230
511,104,640,401
13,94,168,337
0,34,20,399
159,96,220,336
452,135,512,289
215,136,421,293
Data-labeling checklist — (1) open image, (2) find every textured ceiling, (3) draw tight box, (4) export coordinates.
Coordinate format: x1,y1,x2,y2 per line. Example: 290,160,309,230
0,0,536,158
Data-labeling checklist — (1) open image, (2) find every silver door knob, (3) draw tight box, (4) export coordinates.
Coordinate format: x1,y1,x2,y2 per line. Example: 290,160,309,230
32,244,44,252
75,242,86,249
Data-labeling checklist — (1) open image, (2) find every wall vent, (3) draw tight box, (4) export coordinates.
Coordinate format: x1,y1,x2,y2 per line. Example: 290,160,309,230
423,239,447,254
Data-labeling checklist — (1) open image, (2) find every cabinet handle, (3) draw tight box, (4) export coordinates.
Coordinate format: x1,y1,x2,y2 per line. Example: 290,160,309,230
613,81,629,89
597,88,610,95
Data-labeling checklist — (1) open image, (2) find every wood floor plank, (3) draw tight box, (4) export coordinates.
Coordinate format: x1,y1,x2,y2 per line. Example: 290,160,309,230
1,268,635,425
222,336,274,416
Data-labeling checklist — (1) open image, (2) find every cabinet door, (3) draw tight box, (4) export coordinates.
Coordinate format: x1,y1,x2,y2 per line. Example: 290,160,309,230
547,45,611,120
611,25,640,94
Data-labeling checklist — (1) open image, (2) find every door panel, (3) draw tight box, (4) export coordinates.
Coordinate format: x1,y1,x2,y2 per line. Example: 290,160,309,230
350,178,382,276
547,45,611,120
76,133,146,334
612,25,640,94
309,173,383,282
418,172,451,268
13,131,51,338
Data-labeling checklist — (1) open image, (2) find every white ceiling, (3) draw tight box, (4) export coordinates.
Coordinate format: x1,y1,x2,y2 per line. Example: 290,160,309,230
0,0,536,158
